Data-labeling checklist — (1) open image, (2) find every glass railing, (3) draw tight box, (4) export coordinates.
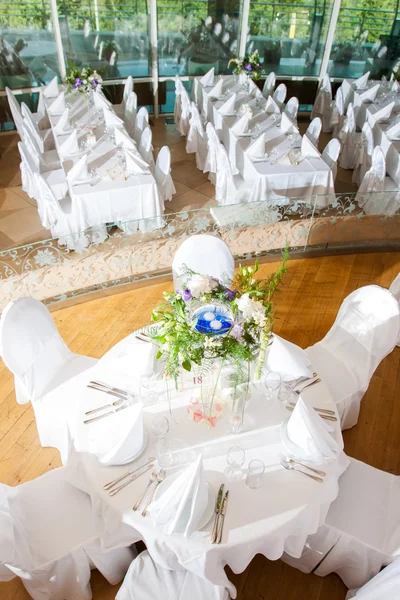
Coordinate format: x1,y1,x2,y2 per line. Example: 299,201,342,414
0,190,398,310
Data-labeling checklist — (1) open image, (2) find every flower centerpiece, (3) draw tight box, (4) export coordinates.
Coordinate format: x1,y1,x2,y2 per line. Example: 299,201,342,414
228,50,263,80
64,65,103,95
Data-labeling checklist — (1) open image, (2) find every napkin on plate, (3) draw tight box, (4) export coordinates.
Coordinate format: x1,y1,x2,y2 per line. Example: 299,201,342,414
149,454,208,537
280,112,298,134
368,101,395,124
48,91,66,115
359,83,380,103
246,133,266,159
93,90,112,109
218,93,236,116
231,112,251,135
391,80,400,93
67,154,90,184
125,148,150,174
285,396,339,462
43,76,59,99
200,67,214,87
208,78,224,99
385,120,400,140
103,108,124,127
114,126,136,150
59,130,80,158
354,71,370,89
265,334,313,379
265,95,281,114
301,135,320,158
53,108,71,134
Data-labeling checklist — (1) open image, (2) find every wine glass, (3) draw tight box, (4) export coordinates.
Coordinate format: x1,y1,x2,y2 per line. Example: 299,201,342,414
264,371,281,402
225,446,245,480
140,369,158,406
279,374,296,404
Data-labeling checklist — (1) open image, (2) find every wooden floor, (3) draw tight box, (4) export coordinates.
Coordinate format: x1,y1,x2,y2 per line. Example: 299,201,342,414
1,251,400,600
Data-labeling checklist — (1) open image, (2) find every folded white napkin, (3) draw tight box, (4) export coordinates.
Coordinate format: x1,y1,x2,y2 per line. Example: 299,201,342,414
43,76,59,99
231,112,251,135
359,83,380,103
265,334,313,379
265,96,281,114
208,78,224,99
93,90,112,109
301,135,320,158
149,455,208,537
246,133,266,159
386,119,400,140
200,67,215,87
218,93,236,116
286,396,339,462
48,91,66,115
354,71,370,89
103,108,124,127
67,154,89,184
124,148,150,174
114,126,136,149
368,101,395,124
281,112,298,134
391,80,400,93
76,105,97,128
59,130,80,158
53,108,71,134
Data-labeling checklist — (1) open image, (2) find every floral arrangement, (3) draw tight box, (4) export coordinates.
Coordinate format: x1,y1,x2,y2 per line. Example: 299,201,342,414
150,248,289,390
228,50,263,80
64,65,102,95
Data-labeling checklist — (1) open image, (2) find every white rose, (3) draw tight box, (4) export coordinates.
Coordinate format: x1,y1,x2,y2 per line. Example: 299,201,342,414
188,274,212,298
235,293,255,320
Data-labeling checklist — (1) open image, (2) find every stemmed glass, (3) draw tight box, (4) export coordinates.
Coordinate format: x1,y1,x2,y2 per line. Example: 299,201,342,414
140,368,158,406
279,374,296,404
264,371,281,402
225,446,245,480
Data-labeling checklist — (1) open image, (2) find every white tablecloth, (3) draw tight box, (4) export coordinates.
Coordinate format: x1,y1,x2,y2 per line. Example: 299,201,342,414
43,332,348,597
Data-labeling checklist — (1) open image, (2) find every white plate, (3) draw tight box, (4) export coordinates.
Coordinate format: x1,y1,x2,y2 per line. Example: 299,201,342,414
153,470,216,531
108,427,148,466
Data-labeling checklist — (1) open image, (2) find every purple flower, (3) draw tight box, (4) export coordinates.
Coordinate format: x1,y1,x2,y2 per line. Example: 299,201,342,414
182,288,192,301
244,63,253,71
225,288,237,301
92,79,99,87
74,77,82,88
232,323,243,339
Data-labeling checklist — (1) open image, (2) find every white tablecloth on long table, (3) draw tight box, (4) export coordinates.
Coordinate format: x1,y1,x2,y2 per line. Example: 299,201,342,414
39,332,348,598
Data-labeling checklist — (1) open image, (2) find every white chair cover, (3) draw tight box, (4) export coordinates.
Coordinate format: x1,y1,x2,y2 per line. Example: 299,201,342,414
284,97,299,120
139,126,154,167
186,103,207,171
321,138,341,181
346,558,400,599
339,103,357,169
330,87,345,137
123,76,134,104
22,124,60,172
311,74,333,132
352,121,374,186
124,91,137,133
262,72,276,98
174,74,184,124
389,273,400,347
17,141,38,199
0,464,135,600
6,87,24,139
203,122,220,177
155,146,176,203
272,83,287,107
306,285,400,429
172,234,234,290
133,106,149,143
215,143,249,205
116,550,229,600
178,89,191,136
305,116,322,146
356,147,387,214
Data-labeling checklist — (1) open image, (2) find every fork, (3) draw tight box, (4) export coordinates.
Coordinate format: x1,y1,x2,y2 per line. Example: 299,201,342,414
85,398,125,416
281,459,323,483
132,469,158,511
141,470,166,516
279,454,326,477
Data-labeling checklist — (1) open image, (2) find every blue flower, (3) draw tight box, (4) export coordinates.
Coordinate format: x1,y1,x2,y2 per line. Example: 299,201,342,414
74,77,82,88
92,79,99,87
182,288,192,301
225,288,237,301
244,63,253,71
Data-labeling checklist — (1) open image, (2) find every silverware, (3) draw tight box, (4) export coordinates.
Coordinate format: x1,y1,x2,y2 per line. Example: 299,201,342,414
132,469,159,511
288,401,335,416
280,459,323,483
286,405,337,422
278,453,326,477
85,397,125,416
141,469,166,516
84,404,128,424
87,384,127,401
211,484,225,543
293,376,321,394
108,463,155,496
104,457,156,491
89,380,128,397
135,335,150,343
216,490,229,544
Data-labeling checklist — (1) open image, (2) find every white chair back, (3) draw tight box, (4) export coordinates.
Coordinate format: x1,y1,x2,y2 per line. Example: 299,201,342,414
22,124,41,168
155,146,176,203
172,234,235,290
174,74,184,124
311,75,333,131
273,83,287,107
17,141,38,199
357,146,386,194
262,72,276,98
348,558,400,599
34,172,63,229
133,106,149,142
389,273,400,347
124,91,137,125
123,75,133,104
321,138,341,180
22,115,44,154
338,103,357,169
204,122,220,174
139,126,154,166
321,73,332,97
353,121,374,186
6,87,24,139
178,90,191,136
21,102,38,131
306,116,322,146
215,143,234,204
284,97,299,120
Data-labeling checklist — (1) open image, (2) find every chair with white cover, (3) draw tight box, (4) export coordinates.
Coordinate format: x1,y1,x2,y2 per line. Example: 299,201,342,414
17,141,67,201
154,146,176,203
215,143,250,205
346,557,400,599
124,91,137,135
203,122,221,183
284,97,299,120
356,147,400,215
172,234,234,290
282,458,400,591
22,123,60,172
186,102,208,171
177,88,191,136
352,122,374,187
330,87,345,137
305,117,322,147
116,550,229,600
114,76,134,117
389,273,400,347
338,103,357,169
133,106,149,143
21,102,54,151
321,138,341,181
5,87,25,139
262,71,276,98
0,463,135,600
174,74,185,125
311,74,333,132
272,83,287,108
305,285,400,429
139,126,155,168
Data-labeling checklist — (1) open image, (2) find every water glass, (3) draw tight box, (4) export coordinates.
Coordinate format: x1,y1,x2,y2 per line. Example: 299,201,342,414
264,371,281,402
279,374,296,403
245,459,265,489
140,369,158,406
151,416,171,465
225,445,245,480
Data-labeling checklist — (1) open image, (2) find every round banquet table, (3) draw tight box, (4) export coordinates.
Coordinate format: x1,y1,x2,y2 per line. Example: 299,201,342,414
54,332,349,598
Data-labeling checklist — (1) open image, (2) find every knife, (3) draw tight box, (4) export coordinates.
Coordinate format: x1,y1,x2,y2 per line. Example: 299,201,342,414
108,463,155,496
293,376,321,394
83,403,128,424
87,384,127,401
216,490,229,544
211,484,224,543
103,456,156,490
90,381,129,397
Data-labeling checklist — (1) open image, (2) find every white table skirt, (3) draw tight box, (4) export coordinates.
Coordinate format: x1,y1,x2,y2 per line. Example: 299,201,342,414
41,332,349,598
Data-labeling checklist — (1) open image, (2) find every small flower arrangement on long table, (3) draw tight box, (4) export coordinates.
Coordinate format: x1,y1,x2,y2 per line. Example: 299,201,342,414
228,50,264,80
64,66,103,95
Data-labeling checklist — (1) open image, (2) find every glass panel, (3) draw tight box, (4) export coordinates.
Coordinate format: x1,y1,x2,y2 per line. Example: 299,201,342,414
157,0,242,78
328,0,399,79
0,0,59,90
58,0,151,79
248,0,333,78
